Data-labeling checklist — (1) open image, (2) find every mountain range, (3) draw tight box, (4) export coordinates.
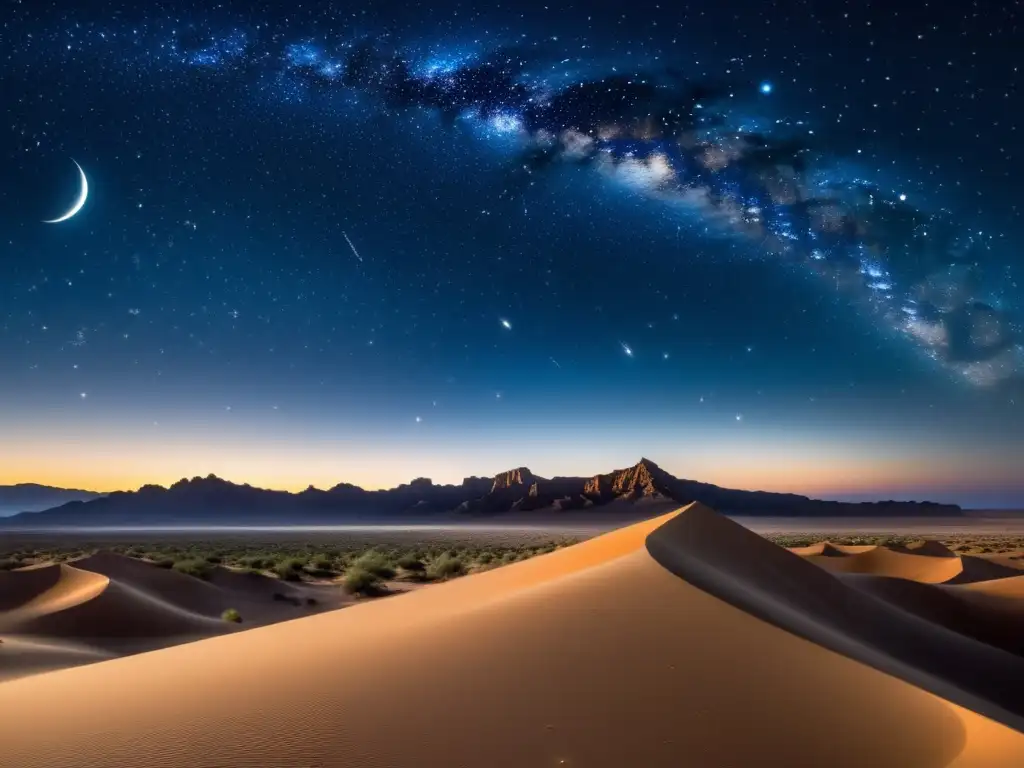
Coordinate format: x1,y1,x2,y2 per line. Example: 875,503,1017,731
0,459,961,527
0,484,106,517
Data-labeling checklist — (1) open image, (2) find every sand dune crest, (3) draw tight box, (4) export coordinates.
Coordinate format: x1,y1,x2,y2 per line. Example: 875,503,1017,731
803,546,965,582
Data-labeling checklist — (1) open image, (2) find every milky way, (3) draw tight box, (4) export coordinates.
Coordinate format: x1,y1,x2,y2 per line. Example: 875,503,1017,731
37,25,1024,389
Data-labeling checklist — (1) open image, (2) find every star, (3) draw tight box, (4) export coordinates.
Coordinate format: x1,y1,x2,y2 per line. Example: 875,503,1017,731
759,82,773,94
735,414,743,421
621,342,633,357
79,392,87,399
415,416,422,423
500,318,512,330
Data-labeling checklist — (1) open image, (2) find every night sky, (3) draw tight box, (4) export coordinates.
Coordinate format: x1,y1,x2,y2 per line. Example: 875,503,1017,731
2,0,1022,507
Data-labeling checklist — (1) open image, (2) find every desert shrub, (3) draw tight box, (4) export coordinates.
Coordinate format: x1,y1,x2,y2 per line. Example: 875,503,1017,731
274,557,306,580
152,557,175,569
352,550,395,579
221,608,242,623
0,558,21,571
172,559,212,579
427,553,465,580
275,567,302,582
309,554,334,571
396,553,425,572
476,551,494,565
239,556,267,570
344,566,382,595
204,554,223,564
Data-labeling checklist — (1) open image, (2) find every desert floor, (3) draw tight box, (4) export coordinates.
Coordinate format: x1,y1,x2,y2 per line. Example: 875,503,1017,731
4,508,1024,766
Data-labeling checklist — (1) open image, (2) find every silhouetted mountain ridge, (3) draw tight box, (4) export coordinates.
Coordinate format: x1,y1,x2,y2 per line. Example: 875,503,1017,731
0,459,962,527
0,484,105,517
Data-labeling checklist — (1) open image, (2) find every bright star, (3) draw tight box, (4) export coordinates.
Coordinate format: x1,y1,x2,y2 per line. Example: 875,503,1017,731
621,342,633,357
500,318,512,330
415,416,422,423
736,414,743,421
79,392,87,399
899,193,907,201
759,82,773,94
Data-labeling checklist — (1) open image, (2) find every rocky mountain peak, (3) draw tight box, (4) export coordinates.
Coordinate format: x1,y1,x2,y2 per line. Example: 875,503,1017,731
491,467,538,491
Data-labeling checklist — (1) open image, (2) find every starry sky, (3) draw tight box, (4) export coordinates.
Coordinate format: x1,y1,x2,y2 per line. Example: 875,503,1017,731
2,0,1022,507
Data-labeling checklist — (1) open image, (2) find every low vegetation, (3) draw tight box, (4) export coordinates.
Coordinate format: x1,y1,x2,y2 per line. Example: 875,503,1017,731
351,549,396,579
171,558,212,580
343,566,382,595
0,531,582,601
426,552,465,580
221,608,242,623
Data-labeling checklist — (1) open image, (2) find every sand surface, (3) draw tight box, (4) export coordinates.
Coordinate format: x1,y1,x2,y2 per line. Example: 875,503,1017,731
2,504,1024,767
0,553,346,680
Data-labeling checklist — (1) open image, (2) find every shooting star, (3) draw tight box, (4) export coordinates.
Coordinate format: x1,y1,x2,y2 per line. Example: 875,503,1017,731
550,357,561,368
342,232,363,262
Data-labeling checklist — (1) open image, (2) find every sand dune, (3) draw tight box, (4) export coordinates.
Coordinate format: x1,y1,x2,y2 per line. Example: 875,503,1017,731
1,504,1023,767
793,540,1022,587
802,545,965,582
0,552,341,672
945,556,1022,585
74,552,234,615
789,541,878,556
976,553,1024,571
0,564,66,611
844,574,1024,658
0,636,114,683
0,563,110,630
0,561,224,650
960,574,1024,600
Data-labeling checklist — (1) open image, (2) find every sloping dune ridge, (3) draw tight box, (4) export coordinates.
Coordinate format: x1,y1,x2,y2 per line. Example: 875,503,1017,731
0,552,344,682
1,504,1024,767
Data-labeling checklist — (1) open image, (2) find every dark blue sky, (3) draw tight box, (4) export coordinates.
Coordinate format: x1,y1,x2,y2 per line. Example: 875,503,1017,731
1,0,1021,506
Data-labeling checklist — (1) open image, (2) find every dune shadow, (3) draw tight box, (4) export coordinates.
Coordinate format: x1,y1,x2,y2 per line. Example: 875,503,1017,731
645,503,1024,740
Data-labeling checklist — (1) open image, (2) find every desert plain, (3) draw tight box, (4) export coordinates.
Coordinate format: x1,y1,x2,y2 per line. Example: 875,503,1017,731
3,505,1024,767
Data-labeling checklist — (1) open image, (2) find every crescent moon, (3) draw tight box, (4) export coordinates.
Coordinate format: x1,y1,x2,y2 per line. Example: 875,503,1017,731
43,159,89,224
